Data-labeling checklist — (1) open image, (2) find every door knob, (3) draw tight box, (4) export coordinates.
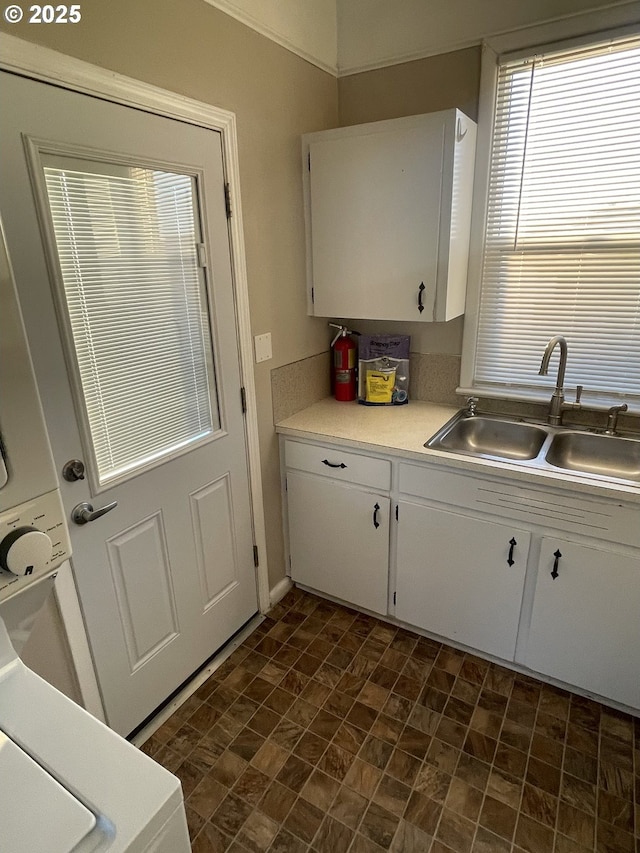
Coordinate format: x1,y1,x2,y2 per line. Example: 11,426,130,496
71,501,118,525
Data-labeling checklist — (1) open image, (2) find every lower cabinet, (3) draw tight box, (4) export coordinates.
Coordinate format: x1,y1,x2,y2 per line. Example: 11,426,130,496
522,537,640,708
287,471,390,615
281,436,640,711
395,501,530,660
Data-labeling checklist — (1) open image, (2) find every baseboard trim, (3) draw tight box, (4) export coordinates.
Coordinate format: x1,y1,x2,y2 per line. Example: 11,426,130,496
269,576,292,608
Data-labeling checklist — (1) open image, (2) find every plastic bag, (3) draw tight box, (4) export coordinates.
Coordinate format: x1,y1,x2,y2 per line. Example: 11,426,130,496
358,335,410,405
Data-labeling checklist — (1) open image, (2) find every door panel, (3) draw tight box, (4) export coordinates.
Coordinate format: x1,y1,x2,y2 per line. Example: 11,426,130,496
191,474,240,607
0,71,258,735
106,512,179,669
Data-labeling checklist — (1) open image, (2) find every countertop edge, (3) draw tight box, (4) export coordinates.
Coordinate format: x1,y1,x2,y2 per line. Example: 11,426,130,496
276,398,640,506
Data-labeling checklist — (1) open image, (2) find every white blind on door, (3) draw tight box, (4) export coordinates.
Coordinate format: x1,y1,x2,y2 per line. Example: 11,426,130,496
43,160,218,484
474,33,640,402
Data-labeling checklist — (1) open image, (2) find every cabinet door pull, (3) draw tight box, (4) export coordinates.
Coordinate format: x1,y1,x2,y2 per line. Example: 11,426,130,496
321,459,347,469
507,537,517,566
551,549,562,579
373,503,380,529
418,282,426,314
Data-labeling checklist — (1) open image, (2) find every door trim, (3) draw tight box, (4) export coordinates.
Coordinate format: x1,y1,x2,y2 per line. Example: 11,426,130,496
0,33,270,616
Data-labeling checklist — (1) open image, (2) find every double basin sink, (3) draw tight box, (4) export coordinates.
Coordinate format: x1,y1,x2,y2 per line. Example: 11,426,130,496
426,411,640,484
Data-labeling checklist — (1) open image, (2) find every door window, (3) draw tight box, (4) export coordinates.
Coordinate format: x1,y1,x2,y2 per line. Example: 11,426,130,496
41,154,220,486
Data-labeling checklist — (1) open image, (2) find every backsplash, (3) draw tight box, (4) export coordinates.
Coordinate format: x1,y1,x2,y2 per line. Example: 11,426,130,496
271,352,461,423
271,353,331,423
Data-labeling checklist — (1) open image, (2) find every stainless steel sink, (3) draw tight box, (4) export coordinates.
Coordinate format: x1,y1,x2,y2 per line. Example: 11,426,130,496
426,409,640,486
426,415,549,461
545,431,640,482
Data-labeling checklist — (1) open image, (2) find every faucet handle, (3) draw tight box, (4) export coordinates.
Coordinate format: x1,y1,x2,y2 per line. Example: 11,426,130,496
466,396,479,416
605,402,628,435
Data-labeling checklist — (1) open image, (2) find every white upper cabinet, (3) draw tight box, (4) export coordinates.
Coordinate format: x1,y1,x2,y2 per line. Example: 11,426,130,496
302,109,476,322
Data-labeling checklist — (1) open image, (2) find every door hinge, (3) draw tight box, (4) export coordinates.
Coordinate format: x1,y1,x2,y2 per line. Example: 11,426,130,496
395,504,399,521
196,243,208,268
393,591,396,605
253,545,259,567
307,151,311,171
224,182,232,219
311,286,315,304
240,386,247,414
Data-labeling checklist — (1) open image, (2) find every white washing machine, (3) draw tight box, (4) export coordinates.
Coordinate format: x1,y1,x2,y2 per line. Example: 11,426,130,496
0,580,191,852
0,221,191,852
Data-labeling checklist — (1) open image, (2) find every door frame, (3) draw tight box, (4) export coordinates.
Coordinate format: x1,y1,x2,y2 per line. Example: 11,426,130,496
0,36,270,616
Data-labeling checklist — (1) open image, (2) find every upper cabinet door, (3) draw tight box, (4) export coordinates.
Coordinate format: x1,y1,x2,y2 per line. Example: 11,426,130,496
303,109,476,323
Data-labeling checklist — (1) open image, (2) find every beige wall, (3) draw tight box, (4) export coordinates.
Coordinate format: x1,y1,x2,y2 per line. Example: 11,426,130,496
338,47,481,357
1,0,338,588
1,8,480,590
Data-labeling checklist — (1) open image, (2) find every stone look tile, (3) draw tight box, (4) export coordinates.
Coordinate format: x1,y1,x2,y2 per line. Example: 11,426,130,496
514,813,554,853
284,796,324,844
187,774,227,819
479,794,518,841
404,790,442,835
237,809,279,852
143,589,639,853
436,807,476,853
344,758,382,799
312,816,354,853
359,801,400,849
258,781,296,823
300,768,340,810
520,781,558,828
329,785,369,829
445,777,483,822
373,774,412,817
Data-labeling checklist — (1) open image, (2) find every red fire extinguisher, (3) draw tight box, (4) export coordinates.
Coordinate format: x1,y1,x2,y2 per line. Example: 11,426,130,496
330,323,357,402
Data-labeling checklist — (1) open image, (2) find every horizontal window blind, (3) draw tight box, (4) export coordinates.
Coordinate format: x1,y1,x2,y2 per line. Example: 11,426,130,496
43,158,218,484
474,34,640,402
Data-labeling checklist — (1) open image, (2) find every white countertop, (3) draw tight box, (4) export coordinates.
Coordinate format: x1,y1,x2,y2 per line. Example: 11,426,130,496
276,397,640,505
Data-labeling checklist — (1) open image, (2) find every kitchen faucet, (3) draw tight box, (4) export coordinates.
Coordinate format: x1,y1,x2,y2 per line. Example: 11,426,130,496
538,336,582,426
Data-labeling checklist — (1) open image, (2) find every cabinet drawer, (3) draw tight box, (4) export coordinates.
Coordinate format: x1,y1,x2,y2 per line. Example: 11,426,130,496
284,440,390,491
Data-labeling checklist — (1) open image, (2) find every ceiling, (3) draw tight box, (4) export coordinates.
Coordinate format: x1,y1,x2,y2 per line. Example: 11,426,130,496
202,0,636,75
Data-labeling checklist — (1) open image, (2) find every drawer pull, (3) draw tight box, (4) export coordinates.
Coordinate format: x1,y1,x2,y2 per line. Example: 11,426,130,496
373,503,380,529
322,459,347,469
551,549,562,580
507,537,517,566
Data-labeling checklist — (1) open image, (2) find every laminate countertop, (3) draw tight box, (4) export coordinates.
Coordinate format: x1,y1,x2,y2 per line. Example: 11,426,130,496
276,397,640,505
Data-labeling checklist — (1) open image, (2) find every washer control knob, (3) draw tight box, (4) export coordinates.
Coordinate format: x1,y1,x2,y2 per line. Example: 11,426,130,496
0,527,53,576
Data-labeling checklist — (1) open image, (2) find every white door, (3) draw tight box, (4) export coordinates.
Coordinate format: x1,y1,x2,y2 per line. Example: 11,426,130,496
524,537,640,708
287,472,389,615
0,72,258,735
395,501,530,660
307,119,444,321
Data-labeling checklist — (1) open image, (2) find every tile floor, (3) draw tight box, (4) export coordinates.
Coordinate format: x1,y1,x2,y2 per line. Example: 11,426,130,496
141,588,639,853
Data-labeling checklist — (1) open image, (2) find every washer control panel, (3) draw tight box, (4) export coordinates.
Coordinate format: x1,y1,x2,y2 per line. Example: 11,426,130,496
0,490,71,603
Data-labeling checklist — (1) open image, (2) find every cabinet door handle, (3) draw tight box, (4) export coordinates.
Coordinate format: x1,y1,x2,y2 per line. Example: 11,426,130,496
551,549,562,579
507,537,517,566
321,459,347,469
418,282,426,314
372,503,380,529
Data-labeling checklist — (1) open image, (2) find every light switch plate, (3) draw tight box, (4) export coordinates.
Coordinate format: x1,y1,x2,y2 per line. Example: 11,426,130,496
254,332,272,363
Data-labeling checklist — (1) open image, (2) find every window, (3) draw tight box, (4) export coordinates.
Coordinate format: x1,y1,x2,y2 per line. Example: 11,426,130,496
461,31,640,407
42,155,219,485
